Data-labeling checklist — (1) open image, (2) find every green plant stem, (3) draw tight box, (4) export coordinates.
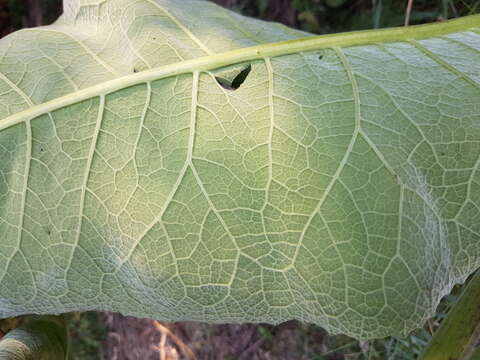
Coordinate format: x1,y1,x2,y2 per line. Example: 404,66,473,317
418,271,480,360
0,316,67,360
470,346,480,360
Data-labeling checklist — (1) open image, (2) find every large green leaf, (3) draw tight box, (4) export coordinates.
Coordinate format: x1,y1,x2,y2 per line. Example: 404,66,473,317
0,0,479,340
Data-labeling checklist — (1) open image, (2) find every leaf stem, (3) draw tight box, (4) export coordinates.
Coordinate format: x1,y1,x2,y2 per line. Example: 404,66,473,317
418,270,480,360
0,315,67,360
469,345,480,360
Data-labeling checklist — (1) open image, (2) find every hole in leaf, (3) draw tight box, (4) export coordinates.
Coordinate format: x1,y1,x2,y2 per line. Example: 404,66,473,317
215,64,252,91
133,68,138,73
318,50,328,61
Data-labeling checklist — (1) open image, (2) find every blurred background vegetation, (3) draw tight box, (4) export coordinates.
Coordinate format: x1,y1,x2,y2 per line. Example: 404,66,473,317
0,0,479,359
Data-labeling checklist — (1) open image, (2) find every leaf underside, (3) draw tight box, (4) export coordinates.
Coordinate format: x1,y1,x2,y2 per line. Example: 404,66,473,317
0,0,479,339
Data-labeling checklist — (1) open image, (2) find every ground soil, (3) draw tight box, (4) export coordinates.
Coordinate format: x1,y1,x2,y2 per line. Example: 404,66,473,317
101,313,355,360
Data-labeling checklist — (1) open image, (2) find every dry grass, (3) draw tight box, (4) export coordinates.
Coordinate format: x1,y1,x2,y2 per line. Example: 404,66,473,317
101,313,361,360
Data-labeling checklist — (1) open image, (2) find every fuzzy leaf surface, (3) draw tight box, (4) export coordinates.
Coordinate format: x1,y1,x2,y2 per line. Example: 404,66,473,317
0,0,479,339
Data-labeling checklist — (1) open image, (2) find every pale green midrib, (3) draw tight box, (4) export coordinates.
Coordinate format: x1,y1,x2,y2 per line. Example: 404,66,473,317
0,15,478,132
